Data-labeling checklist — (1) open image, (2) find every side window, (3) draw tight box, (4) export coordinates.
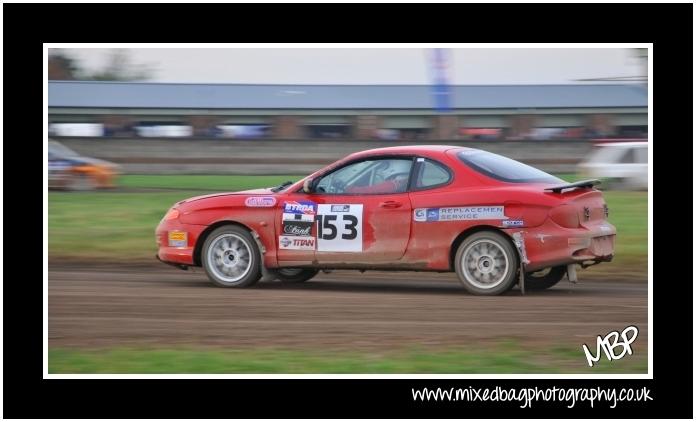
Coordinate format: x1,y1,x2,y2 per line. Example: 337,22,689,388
415,159,451,189
315,158,413,195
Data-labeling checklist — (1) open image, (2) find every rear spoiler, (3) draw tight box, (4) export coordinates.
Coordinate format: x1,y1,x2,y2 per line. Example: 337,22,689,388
544,179,601,193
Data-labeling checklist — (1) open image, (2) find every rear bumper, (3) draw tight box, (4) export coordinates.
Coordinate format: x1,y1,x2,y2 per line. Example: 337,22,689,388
507,219,616,272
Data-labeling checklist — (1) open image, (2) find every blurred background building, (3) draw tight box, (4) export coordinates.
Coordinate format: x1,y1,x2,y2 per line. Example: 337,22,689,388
47,47,648,175
48,81,647,141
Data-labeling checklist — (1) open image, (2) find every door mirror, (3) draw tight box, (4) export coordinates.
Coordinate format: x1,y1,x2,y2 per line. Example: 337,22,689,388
303,178,314,194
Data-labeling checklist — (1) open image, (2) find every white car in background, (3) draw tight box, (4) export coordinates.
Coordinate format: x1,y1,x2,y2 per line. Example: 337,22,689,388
578,141,648,190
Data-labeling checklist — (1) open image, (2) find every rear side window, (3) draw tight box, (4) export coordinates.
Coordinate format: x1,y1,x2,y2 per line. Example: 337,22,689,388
414,159,451,189
457,150,562,183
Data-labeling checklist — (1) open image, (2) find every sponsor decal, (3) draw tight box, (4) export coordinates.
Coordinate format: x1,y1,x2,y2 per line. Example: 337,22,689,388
282,220,313,236
168,230,187,247
330,204,351,213
283,200,317,215
502,219,524,227
279,235,316,250
282,212,314,222
245,196,277,207
413,206,505,222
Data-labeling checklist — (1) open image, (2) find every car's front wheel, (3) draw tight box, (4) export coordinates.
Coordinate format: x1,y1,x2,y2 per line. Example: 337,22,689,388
202,225,261,288
276,268,319,283
454,231,519,296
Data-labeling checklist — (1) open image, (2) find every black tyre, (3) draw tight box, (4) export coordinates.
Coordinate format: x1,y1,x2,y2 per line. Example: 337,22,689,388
276,268,319,283
201,225,261,287
454,231,519,296
523,266,566,291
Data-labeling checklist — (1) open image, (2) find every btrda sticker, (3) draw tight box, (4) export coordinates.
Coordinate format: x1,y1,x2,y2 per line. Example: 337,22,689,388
283,201,317,215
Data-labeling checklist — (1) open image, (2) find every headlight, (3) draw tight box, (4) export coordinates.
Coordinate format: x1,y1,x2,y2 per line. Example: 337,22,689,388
163,208,180,221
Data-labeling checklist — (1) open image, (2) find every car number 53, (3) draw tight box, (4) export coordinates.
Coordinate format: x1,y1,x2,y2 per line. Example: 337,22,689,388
316,204,363,252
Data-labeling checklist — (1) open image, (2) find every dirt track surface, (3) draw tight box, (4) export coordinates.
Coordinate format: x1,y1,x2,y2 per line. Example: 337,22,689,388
48,265,648,351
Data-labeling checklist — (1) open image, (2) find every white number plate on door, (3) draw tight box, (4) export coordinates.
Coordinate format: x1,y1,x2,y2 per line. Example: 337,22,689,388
316,204,363,252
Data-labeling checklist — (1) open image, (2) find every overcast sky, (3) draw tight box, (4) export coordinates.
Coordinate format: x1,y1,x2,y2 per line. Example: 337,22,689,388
57,47,644,85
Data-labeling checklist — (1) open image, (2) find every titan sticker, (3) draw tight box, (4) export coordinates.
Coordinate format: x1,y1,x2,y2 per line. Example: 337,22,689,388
279,235,316,250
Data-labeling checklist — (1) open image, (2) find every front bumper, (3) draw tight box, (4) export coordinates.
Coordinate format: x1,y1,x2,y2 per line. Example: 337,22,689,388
508,219,616,272
155,219,207,266
156,254,190,270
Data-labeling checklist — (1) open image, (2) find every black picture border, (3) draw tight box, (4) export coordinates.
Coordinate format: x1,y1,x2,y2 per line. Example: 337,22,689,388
4,2,692,419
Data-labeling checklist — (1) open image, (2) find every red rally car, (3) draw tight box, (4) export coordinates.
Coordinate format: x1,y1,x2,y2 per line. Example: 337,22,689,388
156,145,616,295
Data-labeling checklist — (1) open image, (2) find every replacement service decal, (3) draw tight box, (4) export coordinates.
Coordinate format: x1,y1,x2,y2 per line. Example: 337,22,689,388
413,206,505,222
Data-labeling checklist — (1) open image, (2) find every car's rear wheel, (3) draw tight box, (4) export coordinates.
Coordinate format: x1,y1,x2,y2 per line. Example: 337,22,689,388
523,266,566,291
202,225,261,288
276,268,319,283
454,231,519,296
